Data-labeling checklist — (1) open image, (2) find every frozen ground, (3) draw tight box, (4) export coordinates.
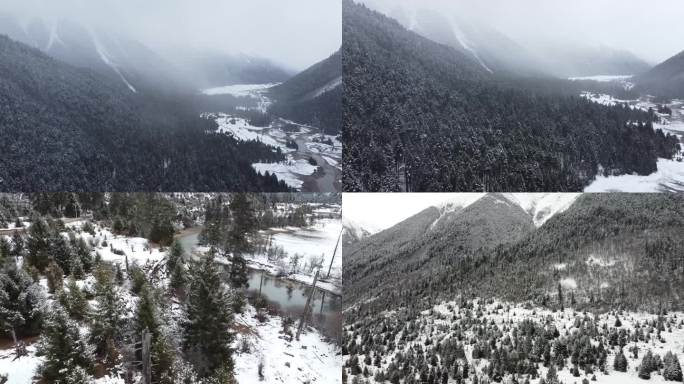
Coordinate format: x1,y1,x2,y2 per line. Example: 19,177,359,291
233,305,341,384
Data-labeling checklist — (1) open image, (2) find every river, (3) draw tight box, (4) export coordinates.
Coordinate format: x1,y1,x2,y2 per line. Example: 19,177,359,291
176,227,342,340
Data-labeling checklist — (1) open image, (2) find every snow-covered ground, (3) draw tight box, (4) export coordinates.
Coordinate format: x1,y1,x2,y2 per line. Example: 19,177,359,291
346,299,684,384
0,345,43,384
233,305,341,384
200,111,340,191
200,80,341,192
202,83,279,97
201,83,279,113
252,155,318,190
211,113,293,152
569,75,633,82
585,158,684,192
581,93,684,192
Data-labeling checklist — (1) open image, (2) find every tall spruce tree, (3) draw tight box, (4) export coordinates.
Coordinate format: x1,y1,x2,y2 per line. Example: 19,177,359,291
134,284,175,383
0,265,45,338
26,219,51,271
614,349,628,372
227,194,255,289
663,351,683,381
167,240,185,277
37,303,94,384
90,264,127,357
183,253,235,378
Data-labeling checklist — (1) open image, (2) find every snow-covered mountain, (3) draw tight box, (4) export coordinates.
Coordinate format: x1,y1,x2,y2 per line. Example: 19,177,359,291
501,193,581,227
430,193,580,229
342,217,380,246
374,3,650,78
0,13,293,94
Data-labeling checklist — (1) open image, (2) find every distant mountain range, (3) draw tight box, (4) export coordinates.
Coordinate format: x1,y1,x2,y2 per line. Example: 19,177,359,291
344,193,684,319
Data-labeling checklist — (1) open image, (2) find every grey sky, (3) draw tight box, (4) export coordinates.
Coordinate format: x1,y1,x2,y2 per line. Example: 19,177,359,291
1,0,341,71
361,0,684,64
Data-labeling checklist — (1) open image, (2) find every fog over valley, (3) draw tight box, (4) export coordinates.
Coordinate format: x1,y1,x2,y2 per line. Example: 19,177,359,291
360,0,684,74
0,0,341,73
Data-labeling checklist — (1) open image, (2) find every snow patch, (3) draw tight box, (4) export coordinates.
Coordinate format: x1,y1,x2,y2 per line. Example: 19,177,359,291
560,278,577,289
252,155,318,190
88,28,137,93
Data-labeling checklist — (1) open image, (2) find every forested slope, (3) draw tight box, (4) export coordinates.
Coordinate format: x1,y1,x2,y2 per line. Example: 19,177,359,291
341,0,680,192
344,194,684,323
269,51,342,135
0,35,289,192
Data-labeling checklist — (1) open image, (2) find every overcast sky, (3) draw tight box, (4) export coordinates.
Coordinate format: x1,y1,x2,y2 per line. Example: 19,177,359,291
1,0,341,71
343,193,484,231
361,0,684,64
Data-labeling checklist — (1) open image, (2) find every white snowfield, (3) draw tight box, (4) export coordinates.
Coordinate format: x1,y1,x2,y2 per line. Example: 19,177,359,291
311,76,342,98
212,113,292,152
502,193,581,227
233,306,341,384
201,83,279,97
569,75,633,82
585,158,684,193
252,155,318,190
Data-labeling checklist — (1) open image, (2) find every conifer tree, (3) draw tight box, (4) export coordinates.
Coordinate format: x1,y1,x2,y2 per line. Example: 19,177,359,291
134,284,175,382
614,349,628,372
90,265,126,357
61,278,89,321
26,219,51,271
183,253,235,378
0,237,9,264
166,239,185,277
663,351,683,381
37,303,94,384
10,232,24,262
0,265,44,338
639,351,655,379
170,261,187,290
45,261,64,294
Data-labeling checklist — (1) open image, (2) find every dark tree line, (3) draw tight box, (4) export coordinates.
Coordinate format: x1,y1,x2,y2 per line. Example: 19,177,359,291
0,35,290,192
